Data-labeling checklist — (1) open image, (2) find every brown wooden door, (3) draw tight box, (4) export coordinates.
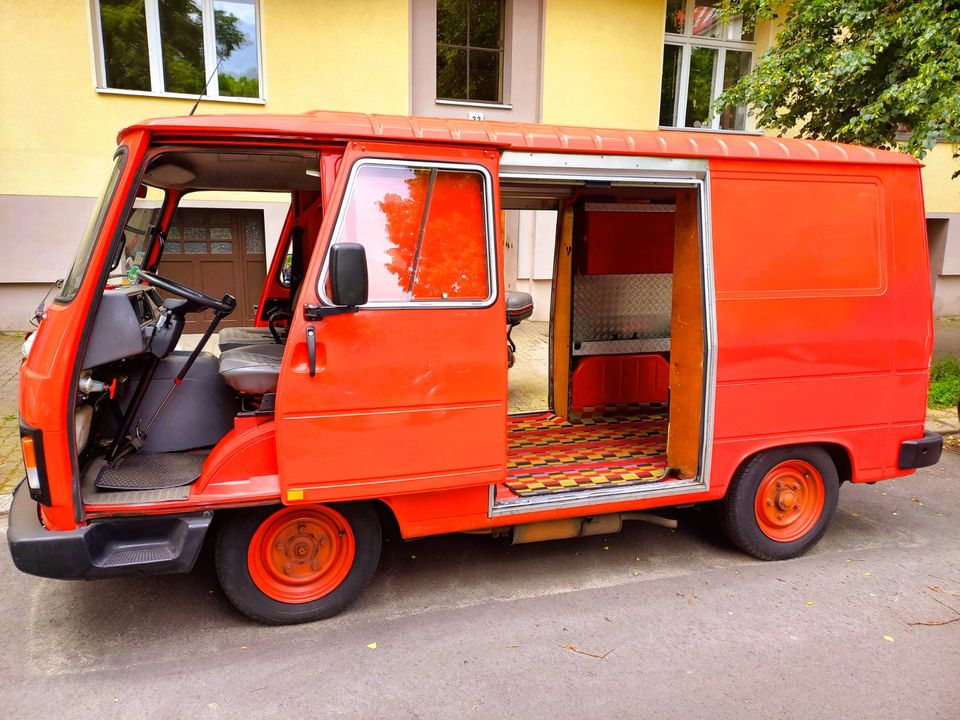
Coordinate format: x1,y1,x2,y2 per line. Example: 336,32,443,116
160,208,268,332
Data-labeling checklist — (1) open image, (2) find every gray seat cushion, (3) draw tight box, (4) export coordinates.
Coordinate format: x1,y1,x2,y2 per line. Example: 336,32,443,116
505,290,534,325
218,326,277,352
218,343,285,394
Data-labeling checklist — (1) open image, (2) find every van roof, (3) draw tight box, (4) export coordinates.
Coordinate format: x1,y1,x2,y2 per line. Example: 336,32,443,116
123,109,919,168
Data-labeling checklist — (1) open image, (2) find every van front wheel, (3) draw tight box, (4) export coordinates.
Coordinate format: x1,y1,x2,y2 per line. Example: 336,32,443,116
216,502,381,624
722,445,839,561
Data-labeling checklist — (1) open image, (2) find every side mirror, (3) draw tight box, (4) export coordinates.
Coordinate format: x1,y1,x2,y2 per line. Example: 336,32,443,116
329,242,368,307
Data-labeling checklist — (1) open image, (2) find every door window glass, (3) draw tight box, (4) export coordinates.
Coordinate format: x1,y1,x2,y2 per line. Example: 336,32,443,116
329,163,491,304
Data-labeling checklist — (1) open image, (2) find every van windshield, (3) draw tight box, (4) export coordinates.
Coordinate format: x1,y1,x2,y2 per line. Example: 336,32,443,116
57,152,126,302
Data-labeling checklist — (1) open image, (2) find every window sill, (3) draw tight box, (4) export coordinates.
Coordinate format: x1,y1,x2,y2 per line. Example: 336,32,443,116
95,87,266,105
436,99,513,110
659,125,765,136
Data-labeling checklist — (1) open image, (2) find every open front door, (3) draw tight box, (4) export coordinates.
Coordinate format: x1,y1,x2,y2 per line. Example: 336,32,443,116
275,144,507,504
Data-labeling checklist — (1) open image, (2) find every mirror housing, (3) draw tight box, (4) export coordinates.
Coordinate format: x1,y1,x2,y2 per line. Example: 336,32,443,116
329,242,368,307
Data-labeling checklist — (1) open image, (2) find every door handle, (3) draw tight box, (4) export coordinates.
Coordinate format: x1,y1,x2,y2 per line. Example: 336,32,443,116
306,325,316,377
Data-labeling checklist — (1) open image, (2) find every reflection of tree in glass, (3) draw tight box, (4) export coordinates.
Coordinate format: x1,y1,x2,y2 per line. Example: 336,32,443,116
378,171,489,301
158,0,246,94
100,0,151,90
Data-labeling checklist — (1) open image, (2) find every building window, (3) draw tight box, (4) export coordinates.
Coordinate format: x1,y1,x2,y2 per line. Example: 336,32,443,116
94,0,262,100
436,0,505,103
659,0,754,130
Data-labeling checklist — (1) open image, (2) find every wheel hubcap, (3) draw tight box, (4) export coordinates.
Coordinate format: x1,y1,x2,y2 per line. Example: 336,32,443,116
754,460,825,542
248,506,355,604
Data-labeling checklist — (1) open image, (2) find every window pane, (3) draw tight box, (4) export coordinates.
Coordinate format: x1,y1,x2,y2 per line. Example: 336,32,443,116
412,171,488,301
158,0,206,95
184,241,207,254
437,0,467,45
469,0,502,49
244,213,265,254
335,165,430,302
685,46,718,128
99,0,151,91
215,0,260,98
437,46,468,100
333,165,489,303
59,156,126,301
718,50,752,130
692,0,722,38
469,50,501,102
659,44,682,126
165,241,182,254
664,0,685,34
210,241,233,254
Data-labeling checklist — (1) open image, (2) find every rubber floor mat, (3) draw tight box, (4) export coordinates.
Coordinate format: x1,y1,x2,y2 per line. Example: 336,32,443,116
505,406,668,497
95,452,207,490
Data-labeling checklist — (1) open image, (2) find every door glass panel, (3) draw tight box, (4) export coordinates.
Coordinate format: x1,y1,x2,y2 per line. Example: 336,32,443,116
331,163,490,304
210,242,233,254
412,171,488,301
184,242,207,254
244,213,266,254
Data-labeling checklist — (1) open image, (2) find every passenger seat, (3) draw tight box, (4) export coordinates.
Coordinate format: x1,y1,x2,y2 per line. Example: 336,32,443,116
218,227,305,353
218,343,285,395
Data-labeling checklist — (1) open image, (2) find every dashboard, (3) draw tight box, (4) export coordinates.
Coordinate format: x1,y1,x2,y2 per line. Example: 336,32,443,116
81,285,163,370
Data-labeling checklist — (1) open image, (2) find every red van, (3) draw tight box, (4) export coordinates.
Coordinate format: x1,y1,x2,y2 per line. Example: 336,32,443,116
8,111,941,624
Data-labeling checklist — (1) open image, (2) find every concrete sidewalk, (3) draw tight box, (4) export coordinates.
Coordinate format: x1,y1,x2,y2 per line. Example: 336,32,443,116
0,332,22,498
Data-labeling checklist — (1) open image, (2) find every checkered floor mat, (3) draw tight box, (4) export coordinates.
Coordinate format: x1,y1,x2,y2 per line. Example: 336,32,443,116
505,405,669,497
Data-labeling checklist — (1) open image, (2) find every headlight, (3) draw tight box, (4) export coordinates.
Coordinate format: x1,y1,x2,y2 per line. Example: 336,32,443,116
21,331,35,360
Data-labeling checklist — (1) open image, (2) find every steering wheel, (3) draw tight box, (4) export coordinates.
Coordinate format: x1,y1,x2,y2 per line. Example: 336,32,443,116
136,269,236,315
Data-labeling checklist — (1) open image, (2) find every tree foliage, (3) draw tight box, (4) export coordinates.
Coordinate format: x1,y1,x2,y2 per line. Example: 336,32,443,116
718,0,960,165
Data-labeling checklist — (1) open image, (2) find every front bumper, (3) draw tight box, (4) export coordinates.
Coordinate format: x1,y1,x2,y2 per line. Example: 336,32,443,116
6,481,212,580
898,431,943,470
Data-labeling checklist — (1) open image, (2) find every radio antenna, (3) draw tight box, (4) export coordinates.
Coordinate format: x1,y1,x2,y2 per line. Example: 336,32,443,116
189,55,226,116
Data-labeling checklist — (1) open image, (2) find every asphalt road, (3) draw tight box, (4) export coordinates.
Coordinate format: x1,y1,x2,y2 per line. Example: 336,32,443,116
2,455,959,720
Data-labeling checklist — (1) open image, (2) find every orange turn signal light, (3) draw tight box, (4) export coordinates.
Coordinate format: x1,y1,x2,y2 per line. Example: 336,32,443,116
21,436,36,469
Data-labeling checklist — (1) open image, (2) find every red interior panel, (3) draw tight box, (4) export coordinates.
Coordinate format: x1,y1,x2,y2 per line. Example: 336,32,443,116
578,210,675,275
571,354,670,409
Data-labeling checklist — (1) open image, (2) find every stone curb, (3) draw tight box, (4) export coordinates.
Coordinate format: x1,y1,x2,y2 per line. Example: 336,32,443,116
0,493,11,517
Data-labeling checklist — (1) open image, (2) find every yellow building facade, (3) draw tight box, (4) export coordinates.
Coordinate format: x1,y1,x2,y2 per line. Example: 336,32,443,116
1,0,957,327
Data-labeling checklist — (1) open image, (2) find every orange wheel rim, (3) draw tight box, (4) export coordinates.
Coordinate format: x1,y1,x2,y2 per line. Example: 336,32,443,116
248,506,355,604
754,460,825,542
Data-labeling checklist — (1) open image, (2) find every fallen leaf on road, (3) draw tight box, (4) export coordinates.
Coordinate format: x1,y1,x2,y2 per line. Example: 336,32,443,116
864,572,873,577
883,636,895,643
367,642,378,650
561,643,613,660
806,601,814,606
602,546,609,551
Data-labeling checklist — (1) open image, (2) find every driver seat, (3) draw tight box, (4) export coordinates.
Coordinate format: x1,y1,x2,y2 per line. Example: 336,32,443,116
218,343,285,395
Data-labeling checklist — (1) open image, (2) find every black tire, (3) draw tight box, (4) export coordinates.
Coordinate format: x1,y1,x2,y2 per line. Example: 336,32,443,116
721,445,839,561
215,502,381,625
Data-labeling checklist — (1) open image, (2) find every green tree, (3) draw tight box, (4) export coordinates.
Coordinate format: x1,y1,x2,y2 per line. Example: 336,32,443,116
718,0,960,168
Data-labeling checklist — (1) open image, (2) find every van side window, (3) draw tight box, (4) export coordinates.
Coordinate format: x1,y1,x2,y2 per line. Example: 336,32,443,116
328,162,491,304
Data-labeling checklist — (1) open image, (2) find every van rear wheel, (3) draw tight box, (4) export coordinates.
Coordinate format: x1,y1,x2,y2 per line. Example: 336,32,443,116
216,502,381,624
722,445,839,561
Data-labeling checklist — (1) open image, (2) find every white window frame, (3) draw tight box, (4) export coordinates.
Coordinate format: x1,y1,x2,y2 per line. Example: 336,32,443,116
90,0,266,104
318,158,498,310
661,0,754,131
